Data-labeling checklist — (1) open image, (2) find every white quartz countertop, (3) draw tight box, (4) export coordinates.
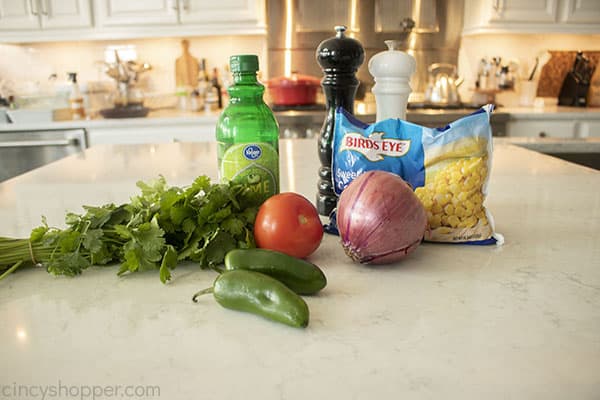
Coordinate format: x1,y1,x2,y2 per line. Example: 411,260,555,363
0,108,221,132
1,105,599,133
0,140,599,399
502,105,600,119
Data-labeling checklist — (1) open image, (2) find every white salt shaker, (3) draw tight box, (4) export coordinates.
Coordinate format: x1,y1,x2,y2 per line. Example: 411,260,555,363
368,40,416,121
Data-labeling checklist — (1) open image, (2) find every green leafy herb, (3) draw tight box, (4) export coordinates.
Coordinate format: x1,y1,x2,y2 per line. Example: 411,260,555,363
0,176,263,283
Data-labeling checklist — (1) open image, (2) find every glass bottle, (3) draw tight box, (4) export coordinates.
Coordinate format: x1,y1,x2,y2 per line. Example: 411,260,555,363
216,55,279,202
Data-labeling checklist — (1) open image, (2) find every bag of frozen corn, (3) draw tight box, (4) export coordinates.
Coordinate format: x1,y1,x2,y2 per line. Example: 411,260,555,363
331,104,502,245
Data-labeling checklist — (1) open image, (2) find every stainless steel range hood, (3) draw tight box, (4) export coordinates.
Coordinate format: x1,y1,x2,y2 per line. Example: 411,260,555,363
266,0,464,97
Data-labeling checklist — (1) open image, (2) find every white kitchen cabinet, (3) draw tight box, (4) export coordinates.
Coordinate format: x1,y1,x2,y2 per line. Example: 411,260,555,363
94,0,265,35
506,120,575,138
574,120,600,138
41,0,92,29
0,0,91,37
0,0,40,30
561,0,600,23
180,0,263,24
86,123,216,146
506,116,600,138
0,0,265,42
95,0,179,27
489,0,558,23
463,0,600,34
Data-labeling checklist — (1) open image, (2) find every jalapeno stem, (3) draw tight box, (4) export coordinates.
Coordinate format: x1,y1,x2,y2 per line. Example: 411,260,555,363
192,287,214,303
209,265,224,274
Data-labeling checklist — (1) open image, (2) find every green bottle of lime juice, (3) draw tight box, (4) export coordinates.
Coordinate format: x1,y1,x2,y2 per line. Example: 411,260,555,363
216,55,279,202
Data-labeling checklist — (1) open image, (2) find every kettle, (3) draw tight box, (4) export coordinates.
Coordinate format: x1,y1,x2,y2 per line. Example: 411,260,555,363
425,63,463,106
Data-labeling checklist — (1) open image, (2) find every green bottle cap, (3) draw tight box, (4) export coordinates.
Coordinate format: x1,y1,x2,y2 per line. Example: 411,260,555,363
230,55,259,72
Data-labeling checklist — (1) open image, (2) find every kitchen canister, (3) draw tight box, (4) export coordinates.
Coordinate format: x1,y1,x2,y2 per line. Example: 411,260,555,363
368,40,416,121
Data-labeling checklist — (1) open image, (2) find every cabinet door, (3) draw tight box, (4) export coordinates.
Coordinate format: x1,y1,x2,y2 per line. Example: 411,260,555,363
490,0,558,23
180,0,262,24
40,0,92,29
506,120,575,138
574,120,600,138
97,0,179,26
0,0,40,30
561,0,600,23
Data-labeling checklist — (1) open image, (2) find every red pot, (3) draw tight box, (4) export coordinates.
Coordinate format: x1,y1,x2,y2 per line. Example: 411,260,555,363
267,73,321,106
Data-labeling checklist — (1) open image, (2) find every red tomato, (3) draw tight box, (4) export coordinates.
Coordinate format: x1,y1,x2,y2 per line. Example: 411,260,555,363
254,192,324,258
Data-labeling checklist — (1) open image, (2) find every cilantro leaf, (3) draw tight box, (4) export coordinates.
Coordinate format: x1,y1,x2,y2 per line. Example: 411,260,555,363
13,174,262,284
30,225,48,243
159,245,178,283
82,229,103,253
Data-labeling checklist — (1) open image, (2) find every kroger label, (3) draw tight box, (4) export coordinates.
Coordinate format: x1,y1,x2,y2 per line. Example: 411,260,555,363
243,145,262,160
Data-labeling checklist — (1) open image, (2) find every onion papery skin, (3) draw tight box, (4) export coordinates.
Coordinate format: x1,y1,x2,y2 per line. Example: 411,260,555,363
337,170,427,264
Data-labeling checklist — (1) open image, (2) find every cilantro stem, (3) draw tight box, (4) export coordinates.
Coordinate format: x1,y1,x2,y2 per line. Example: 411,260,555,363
1,175,262,283
0,261,24,281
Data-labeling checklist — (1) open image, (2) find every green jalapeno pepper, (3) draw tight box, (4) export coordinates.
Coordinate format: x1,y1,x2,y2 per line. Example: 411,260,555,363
192,270,309,328
224,248,327,295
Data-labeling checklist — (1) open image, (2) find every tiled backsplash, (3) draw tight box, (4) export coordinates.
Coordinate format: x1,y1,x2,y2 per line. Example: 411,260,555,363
4,32,600,109
458,33,600,106
537,51,599,97
0,36,267,99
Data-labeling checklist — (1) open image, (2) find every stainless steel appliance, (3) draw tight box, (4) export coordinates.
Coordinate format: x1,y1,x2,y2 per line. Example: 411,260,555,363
267,0,472,137
425,63,464,106
266,0,464,96
274,109,510,138
0,129,87,182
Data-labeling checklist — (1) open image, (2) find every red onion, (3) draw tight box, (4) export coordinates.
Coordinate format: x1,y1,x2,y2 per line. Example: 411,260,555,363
337,170,427,264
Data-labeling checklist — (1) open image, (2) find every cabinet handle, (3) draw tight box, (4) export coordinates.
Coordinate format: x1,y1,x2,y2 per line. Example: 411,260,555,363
493,0,505,13
29,0,38,16
539,131,547,138
183,0,189,11
41,0,48,16
0,138,79,148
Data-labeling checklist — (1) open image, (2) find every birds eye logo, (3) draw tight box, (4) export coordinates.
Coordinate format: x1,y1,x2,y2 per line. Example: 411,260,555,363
341,132,410,161
243,145,262,160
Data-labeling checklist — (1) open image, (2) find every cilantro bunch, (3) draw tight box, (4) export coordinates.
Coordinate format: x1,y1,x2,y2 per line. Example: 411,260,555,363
0,175,262,283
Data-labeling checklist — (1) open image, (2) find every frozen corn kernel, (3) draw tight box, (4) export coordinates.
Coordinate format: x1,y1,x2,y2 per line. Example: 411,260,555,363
450,170,463,183
417,156,489,231
434,193,450,206
463,199,475,213
450,183,462,194
448,215,460,228
430,214,442,228
463,215,478,228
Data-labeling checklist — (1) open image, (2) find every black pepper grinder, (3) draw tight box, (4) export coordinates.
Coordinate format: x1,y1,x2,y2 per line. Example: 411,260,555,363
315,25,365,216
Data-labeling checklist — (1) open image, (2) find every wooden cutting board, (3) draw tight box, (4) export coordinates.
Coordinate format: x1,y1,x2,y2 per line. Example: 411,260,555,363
175,39,199,89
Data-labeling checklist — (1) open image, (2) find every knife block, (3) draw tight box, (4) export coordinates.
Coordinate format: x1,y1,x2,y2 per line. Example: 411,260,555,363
558,71,590,107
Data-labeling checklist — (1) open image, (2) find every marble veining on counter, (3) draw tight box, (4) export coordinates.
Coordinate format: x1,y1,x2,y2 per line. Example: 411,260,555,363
0,140,598,399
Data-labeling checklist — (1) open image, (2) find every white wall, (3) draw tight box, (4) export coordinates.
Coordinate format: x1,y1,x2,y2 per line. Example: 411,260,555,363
0,35,267,97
